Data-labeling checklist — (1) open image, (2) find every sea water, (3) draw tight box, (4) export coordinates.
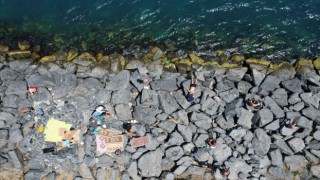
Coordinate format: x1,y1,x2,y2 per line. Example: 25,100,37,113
0,0,319,60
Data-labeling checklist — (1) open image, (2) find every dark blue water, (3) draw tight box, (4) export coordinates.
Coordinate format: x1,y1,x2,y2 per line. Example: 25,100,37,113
0,0,320,60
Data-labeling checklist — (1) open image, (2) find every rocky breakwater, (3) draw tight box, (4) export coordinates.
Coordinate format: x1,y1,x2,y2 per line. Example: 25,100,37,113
0,43,320,179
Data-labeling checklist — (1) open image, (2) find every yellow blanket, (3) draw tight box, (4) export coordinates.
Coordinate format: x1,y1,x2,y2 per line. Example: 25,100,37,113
44,118,72,142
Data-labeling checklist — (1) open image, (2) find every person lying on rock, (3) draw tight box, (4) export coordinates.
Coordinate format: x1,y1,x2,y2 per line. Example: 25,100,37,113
20,107,34,113
185,76,200,102
92,105,108,118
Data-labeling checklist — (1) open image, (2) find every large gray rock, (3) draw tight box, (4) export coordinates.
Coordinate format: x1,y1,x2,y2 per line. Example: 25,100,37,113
193,133,209,148
219,88,239,103
311,165,320,178
314,130,320,140
5,80,27,96
141,89,159,107
190,112,212,130
0,68,21,84
158,91,179,114
158,121,176,133
0,112,15,122
105,70,130,90
236,108,254,129
216,115,234,130
138,149,163,177
282,78,302,93
300,92,320,109
146,60,163,77
167,131,184,146
2,95,19,108
111,89,131,104
225,157,252,180
269,149,283,167
252,128,271,156
9,128,23,144
165,146,184,161
173,90,191,109
264,96,285,118
172,110,189,125
213,144,232,164
271,88,288,107
185,166,206,176
216,78,235,92
273,138,294,155
226,67,248,82
31,87,52,103
268,166,286,179
288,138,305,153
26,74,55,87
258,75,281,96
177,125,193,142
237,80,252,94
284,155,307,172
127,161,141,179
302,106,320,123
229,129,247,142
264,119,280,131
133,106,162,125
252,68,266,86
79,163,94,179
115,104,132,121
201,97,220,115
150,79,178,92
252,109,274,127
51,74,77,99
93,89,112,104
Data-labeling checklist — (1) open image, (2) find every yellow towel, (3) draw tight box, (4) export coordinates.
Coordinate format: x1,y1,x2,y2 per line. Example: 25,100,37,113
44,118,72,142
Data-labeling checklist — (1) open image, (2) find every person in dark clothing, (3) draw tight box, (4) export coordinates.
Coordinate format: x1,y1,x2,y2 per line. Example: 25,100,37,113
186,76,199,102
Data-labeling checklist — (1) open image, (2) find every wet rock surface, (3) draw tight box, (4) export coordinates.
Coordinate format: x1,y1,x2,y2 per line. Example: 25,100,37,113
0,54,319,179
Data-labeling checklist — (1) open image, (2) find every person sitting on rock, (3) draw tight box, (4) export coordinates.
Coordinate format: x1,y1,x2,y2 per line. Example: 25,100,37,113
185,76,200,102
123,122,136,137
138,75,150,90
248,97,262,110
27,85,37,95
208,138,217,149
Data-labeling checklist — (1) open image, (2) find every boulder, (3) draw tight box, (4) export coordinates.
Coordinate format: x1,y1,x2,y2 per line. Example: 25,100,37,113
79,163,94,179
158,91,179,114
284,155,307,172
165,146,184,161
115,104,132,121
288,138,305,153
311,165,320,178
167,131,184,146
133,106,162,125
258,75,281,96
236,108,254,129
251,68,266,86
219,88,239,103
127,161,141,179
268,166,286,179
273,139,294,155
237,81,253,94
252,109,274,127
282,78,302,93
213,144,232,164
105,70,130,90
138,149,163,177
269,149,283,167
263,96,285,118
225,158,252,180
150,79,178,92
177,125,193,142
271,88,288,107
252,128,271,156
173,90,191,110
111,89,131,104
226,67,248,82
141,89,159,107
